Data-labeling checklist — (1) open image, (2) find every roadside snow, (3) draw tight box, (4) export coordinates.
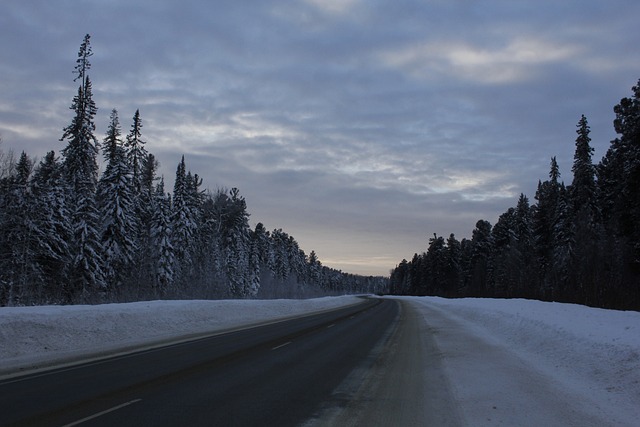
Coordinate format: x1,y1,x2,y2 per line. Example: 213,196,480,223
0,296,361,375
405,297,640,426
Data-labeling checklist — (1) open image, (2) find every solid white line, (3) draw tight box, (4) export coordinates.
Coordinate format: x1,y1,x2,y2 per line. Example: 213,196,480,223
271,341,292,350
61,399,142,427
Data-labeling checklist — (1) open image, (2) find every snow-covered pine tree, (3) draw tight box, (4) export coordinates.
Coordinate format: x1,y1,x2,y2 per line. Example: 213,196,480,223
225,188,251,297
29,151,72,303
97,109,138,297
125,109,148,197
60,34,106,302
270,229,290,282
307,249,323,288
0,152,35,305
151,178,174,296
170,157,201,290
134,152,160,293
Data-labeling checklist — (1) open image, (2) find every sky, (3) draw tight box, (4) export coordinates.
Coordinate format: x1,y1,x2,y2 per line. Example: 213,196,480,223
1,1,639,276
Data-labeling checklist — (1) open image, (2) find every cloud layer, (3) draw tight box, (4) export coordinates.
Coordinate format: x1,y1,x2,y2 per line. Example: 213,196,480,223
1,0,639,275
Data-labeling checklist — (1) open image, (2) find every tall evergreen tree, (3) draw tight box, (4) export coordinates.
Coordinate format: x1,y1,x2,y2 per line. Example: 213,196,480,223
569,115,602,305
125,109,148,196
0,152,34,304
571,115,599,221
151,178,174,296
97,109,138,296
468,220,493,296
30,152,72,303
532,157,563,299
59,34,105,301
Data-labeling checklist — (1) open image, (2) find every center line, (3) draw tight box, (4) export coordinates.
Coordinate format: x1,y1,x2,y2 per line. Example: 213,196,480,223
61,399,142,427
271,341,292,350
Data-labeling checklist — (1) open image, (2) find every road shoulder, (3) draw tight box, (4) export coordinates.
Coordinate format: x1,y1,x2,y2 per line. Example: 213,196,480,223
308,298,463,426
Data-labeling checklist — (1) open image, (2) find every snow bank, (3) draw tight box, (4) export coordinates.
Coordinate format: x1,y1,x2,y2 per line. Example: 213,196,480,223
407,297,640,426
0,296,361,375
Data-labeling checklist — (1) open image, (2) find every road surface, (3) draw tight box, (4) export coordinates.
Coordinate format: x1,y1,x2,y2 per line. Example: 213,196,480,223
1,297,415,426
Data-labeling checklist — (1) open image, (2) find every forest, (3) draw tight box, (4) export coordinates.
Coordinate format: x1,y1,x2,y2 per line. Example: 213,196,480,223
390,81,640,311
0,35,387,306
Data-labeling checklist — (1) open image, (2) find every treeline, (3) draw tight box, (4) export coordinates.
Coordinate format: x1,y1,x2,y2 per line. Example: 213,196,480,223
390,80,640,311
0,35,387,306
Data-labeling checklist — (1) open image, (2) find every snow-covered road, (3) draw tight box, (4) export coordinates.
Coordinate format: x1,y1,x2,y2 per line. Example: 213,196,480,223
405,297,640,426
1,296,639,425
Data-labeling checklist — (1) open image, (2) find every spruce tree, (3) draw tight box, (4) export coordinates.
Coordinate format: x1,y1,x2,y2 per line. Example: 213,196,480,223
125,109,148,196
571,115,599,221
151,178,174,296
30,152,72,303
97,109,138,296
60,34,105,301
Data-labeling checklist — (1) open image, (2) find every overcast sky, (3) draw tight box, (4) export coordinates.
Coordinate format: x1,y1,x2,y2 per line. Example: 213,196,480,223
1,1,639,276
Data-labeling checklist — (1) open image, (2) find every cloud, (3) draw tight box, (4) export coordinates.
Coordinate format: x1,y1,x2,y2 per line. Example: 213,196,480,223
304,0,361,15
379,37,583,84
1,0,639,276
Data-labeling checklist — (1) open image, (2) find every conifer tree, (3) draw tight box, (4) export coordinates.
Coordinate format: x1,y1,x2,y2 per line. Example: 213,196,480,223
125,109,148,196
30,152,72,302
151,178,174,296
571,115,599,221
97,109,138,295
59,34,105,301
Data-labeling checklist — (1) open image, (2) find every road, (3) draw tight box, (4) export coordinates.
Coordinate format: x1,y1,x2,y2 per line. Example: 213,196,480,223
1,297,406,427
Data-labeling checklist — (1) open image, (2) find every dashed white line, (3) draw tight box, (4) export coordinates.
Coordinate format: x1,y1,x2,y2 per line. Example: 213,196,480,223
327,324,335,328
271,341,292,351
61,399,142,427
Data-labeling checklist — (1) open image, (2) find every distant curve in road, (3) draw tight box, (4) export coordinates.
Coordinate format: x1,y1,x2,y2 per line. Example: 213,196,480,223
1,297,399,427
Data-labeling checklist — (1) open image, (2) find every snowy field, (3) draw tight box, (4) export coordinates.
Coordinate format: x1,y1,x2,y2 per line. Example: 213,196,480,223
1,296,639,425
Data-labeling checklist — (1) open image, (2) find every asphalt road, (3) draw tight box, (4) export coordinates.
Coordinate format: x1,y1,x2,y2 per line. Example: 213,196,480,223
0,297,400,427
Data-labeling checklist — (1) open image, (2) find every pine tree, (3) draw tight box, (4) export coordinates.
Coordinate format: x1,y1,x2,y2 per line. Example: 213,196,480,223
59,34,105,301
444,233,461,297
491,207,517,297
151,178,174,296
135,152,159,292
29,152,72,303
125,109,148,196
97,109,138,296
571,115,599,221
600,80,640,260
468,220,493,296
532,157,563,299
569,115,603,305
0,152,34,304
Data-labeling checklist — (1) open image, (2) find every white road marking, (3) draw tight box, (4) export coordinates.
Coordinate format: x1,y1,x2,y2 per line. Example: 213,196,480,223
61,399,142,427
271,341,292,350
327,324,335,328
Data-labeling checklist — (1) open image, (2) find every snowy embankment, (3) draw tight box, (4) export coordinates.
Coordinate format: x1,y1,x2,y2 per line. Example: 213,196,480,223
406,297,640,426
0,296,361,376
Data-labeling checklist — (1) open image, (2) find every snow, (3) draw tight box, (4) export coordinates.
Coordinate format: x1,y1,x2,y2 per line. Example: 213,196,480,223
403,296,640,426
0,296,361,375
1,295,639,425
